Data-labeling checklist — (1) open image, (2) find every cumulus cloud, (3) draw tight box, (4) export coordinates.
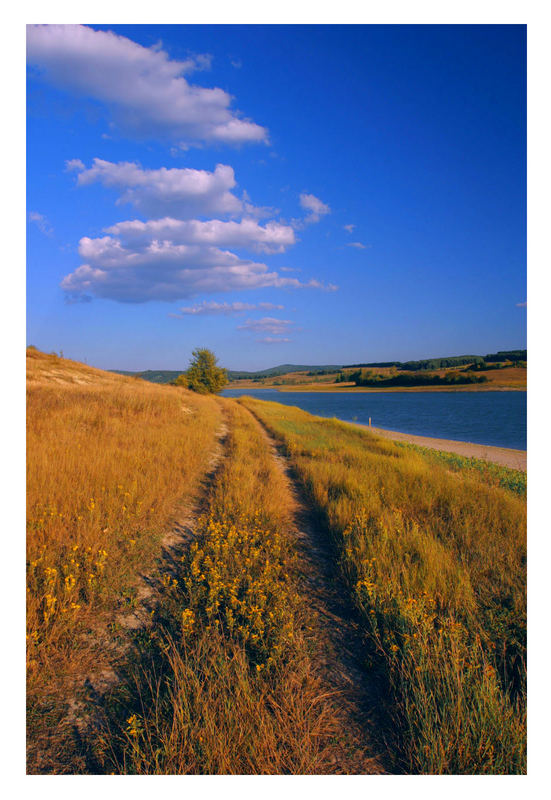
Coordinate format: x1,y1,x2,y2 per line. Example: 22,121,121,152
65,158,85,172
347,241,367,249
59,178,335,300
106,217,295,254
171,300,284,316
343,223,355,233
299,192,330,224
68,159,244,218
29,211,53,236
27,24,268,147
57,142,338,303
60,235,333,302
237,317,293,335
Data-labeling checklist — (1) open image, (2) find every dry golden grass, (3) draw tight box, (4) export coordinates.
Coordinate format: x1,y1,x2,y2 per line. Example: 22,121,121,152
102,399,346,775
27,348,222,772
477,366,527,386
27,352,350,774
28,346,525,774
241,397,527,774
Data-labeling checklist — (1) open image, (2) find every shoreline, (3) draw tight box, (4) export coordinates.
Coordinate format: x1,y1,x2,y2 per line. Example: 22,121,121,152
349,423,526,471
227,384,526,393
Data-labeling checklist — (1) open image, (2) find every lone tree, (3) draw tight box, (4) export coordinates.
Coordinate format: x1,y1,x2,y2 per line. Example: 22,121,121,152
174,348,227,394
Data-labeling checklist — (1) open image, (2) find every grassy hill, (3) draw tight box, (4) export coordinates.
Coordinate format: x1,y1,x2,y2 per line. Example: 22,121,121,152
226,363,342,379
111,363,343,384
27,346,526,774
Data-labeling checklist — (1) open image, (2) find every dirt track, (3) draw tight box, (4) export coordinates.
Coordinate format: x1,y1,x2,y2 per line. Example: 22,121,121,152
351,423,526,471
246,409,394,773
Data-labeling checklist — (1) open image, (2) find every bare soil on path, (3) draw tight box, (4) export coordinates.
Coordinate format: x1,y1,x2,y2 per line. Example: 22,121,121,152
243,406,396,774
350,423,526,471
38,404,396,774
47,417,231,772
115,415,230,632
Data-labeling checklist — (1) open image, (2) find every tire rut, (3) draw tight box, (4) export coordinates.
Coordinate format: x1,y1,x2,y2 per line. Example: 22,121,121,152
243,406,398,774
115,414,229,631
62,413,231,756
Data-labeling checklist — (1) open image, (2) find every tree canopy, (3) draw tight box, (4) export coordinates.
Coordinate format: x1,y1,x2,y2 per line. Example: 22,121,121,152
173,348,227,394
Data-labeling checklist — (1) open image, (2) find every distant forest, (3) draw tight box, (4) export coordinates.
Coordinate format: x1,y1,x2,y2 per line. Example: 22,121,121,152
111,351,526,386
337,370,489,388
343,350,527,372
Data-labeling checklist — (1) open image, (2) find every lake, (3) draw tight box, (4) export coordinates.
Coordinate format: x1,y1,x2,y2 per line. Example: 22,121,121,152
222,388,527,451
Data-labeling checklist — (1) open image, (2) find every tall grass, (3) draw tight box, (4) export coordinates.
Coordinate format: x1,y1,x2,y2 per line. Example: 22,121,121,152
102,399,347,774
27,349,222,772
241,397,526,774
395,442,527,496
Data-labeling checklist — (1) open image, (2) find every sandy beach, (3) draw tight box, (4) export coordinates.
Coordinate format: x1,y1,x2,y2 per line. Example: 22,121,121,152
352,423,527,471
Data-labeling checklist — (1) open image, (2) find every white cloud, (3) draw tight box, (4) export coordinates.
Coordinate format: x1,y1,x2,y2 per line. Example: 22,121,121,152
347,241,367,249
241,189,278,220
65,158,85,172
68,159,244,218
237,317,293,335
27,25,268,147
29,211,53,236
61,152,342,302
299,192,330,224
106,217,296,254
181,52,213,72
60,235,333,302
257,302,285,311
171,300,284,316
257,337,292,344
343,224,355,233
304,279,338,292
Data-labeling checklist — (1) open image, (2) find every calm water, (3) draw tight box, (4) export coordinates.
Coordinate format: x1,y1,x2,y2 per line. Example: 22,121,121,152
222,388,527,451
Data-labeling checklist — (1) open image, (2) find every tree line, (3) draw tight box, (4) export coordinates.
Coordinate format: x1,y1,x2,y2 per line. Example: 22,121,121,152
344,350,526,371
337,369,489,388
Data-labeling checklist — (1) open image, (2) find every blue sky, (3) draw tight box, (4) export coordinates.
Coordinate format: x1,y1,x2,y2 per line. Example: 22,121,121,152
26,24,526,371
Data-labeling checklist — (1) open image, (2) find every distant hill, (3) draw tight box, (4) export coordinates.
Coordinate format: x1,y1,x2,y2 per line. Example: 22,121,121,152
111,352,526,385
227,364,342,380
112,369,184,384
111,364,343,384
343,351,527,371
